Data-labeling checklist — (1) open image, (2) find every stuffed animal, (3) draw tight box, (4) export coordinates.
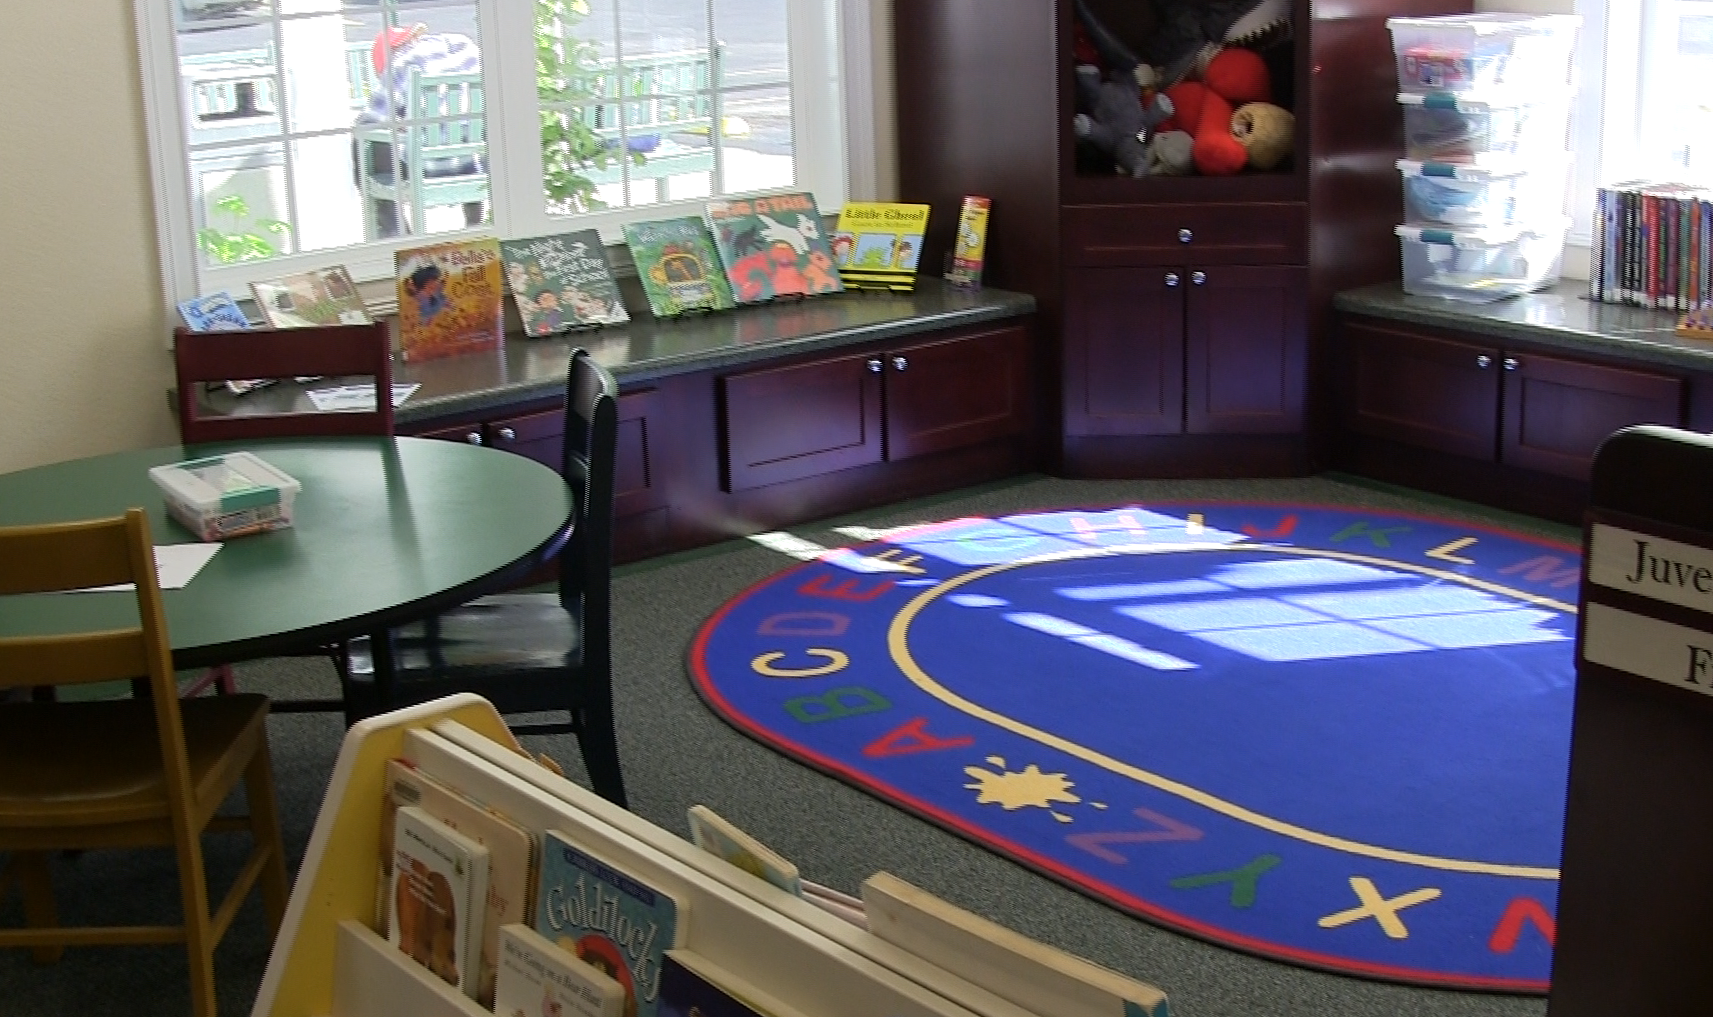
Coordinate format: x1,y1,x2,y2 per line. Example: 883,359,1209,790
1191,47,1275,176
1073,64,1176,178
1232,102,1295,170
1147,131,1195,176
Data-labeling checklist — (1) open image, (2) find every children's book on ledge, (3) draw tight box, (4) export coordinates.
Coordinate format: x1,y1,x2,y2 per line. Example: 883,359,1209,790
623,216,735,319
705,192,844,304
177,291,252,332
396,238,505,363
501,230,630,336
250,265,371,328
832,202,930,293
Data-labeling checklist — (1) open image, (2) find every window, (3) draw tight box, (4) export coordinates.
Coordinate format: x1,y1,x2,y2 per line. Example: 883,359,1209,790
136,0,861,305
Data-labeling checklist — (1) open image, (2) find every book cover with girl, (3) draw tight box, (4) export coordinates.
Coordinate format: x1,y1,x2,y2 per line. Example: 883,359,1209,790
396,238,505,362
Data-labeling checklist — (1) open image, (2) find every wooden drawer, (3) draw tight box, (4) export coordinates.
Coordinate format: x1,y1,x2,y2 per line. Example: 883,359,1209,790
1065,202,1307,266
483,407,563,472
721,352,883,491
1344,321,1501,460
1501,353,1684,481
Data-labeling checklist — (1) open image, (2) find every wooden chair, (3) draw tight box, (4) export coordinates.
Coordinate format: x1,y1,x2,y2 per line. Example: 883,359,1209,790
172,320,392,704
0,509,290,1017
173,320,393,446
346,349,627,807
355,69,488,239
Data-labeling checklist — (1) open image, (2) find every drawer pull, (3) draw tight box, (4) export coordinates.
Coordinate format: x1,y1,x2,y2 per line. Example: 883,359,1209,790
867,358,883,373
1503,357,1520,371
1177,228,1193,244
1476,355,1492,369
1191,271,1206,286
892,356,909,372
465,432,483,445
497,426,517,442
1165,272,1181,287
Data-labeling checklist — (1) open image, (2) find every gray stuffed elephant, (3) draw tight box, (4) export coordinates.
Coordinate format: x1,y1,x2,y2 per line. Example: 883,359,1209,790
1073,65,1176,178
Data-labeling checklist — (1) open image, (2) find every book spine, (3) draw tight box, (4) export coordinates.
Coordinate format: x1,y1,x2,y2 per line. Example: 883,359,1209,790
1589,187,1604,303
1626,188,1639,306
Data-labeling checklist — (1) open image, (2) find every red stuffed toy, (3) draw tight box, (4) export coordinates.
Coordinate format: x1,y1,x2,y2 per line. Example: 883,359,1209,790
1191,47,1272,176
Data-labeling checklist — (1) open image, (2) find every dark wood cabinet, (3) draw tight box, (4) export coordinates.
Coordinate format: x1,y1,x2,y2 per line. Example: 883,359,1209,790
896,0,1471,475
722,326,1031,492
1341,316,1686,490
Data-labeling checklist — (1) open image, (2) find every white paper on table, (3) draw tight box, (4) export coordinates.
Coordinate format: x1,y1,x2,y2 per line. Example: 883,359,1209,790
305,383,420,412
66,543,223,594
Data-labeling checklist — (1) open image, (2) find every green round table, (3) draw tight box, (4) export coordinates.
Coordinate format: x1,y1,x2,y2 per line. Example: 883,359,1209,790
0,436,574,669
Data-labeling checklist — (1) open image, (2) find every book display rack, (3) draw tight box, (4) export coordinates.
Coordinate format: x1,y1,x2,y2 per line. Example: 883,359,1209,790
251,694,1169,1017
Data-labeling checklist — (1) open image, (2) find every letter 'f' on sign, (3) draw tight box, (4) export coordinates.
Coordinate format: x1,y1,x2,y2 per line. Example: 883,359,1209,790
1688,644,1713,685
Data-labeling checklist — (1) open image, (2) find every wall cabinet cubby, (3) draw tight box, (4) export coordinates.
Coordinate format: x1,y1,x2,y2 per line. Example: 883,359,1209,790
719,326,1031,492
1343,318,1687,484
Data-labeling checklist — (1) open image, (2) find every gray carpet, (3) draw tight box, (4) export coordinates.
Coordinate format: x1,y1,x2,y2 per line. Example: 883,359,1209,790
0,473,1569,1017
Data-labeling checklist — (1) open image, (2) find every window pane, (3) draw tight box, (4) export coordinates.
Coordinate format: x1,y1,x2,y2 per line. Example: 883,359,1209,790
192,141,295,269
1637,0,1713,181
713,0,794,193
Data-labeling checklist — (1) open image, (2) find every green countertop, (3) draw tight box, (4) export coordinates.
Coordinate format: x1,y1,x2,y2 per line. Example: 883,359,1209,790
1336,280,1713,374
205,282,1036,425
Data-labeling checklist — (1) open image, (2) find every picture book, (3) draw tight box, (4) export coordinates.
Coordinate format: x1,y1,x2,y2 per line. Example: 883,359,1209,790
534,828,684,1017
390,804,492,1000
945,195,992,289
177,291,252,332
800,880,867,928
249,265,371,328
658,950,811,1017
396,237,505,362
830,202,930,293
494,923,626,1017
685,805,801,896
380,758,538,1006
861,872,1171,1017
501,230,630,336
704,192,844,303
622,217,733,318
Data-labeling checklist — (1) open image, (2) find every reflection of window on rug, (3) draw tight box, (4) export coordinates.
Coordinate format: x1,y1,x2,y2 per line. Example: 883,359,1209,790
1039,557,1573,664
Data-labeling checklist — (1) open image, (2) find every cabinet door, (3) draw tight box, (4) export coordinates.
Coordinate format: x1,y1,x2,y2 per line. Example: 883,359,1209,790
1064,266,1185,436
885,326,1031,461
722,352,883,491
1185,265,1307,434
614,388,666,518
1344,321,1501,460
483,407,563,472
1501,353,1684,480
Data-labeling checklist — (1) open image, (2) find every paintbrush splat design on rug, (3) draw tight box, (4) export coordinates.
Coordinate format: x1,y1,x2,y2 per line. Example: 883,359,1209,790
689,504,1580,992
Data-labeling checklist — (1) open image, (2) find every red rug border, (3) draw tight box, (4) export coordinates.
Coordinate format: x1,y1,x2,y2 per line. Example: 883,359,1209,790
686,499,1570,994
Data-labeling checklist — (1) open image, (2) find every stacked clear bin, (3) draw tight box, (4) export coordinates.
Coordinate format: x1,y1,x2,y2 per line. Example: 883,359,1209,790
1386,13,1581,302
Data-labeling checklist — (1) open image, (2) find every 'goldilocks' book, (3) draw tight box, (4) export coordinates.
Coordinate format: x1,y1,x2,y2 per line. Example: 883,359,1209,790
396,238,505,362
705,192,844,303
622,217,733,318
534,829,683,1017
390,805,491,1000
831,202,929,293
501,230,630,336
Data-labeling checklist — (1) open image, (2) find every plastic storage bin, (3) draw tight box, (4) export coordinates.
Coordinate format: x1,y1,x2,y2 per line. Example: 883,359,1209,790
1398,158,1570,229
1388,13,1581,95
1397,219,1569,303
148,450,301,541
1398,93,1571,165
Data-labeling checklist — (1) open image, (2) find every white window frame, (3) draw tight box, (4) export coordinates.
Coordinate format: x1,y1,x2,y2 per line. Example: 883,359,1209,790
134,0,878,323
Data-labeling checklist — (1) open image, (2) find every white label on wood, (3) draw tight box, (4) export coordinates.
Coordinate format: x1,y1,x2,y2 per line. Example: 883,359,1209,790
1588,524,1713,616
1583,602,1713,699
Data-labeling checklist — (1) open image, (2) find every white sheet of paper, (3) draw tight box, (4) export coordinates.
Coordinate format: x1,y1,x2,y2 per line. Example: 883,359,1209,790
305,383,420,412
69,543,223,594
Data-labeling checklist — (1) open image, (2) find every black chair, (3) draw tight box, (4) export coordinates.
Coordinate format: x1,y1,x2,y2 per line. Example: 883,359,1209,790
347,349,626,807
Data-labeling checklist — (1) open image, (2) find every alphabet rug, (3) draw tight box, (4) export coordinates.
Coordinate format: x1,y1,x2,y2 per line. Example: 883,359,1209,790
688,503,1581,991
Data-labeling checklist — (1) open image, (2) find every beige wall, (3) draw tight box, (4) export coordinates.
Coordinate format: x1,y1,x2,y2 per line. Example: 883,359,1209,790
0,4,176,475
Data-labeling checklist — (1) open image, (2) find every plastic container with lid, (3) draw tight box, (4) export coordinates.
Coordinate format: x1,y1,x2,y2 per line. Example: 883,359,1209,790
1398,158,1570,229
1388,13,1581,95
1397,219,1569,303
148,450,301,541
1398,92,1571,166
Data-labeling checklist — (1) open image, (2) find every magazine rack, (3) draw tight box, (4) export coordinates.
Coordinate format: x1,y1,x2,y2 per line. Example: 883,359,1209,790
251,694,1158,1017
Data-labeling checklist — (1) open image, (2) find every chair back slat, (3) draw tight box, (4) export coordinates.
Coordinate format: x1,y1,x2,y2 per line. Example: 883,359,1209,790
173,321,394,445
558,350,618,676
0,631,151,691
0,516,138,595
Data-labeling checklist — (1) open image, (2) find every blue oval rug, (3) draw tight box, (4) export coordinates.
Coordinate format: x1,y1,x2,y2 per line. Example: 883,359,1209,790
688,503,1579,992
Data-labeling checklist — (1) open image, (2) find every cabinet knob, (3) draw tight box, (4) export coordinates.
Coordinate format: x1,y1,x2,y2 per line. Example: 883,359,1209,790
892,356,909,371
1476,355,1492,369
867,358,883,373
465,431,483,445
1177,228,1193,244
497,426,517,442
1165,272,1181,287
1190,270,1207,286
1503,357,1520,371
